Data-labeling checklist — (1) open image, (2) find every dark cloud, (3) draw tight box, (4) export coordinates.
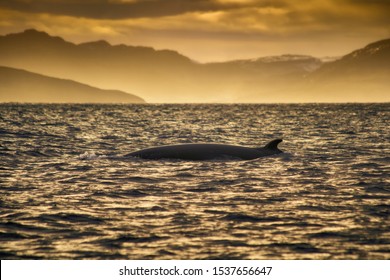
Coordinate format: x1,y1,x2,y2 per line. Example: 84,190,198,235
346,0,390,5
1,0,389,62
1,0,389,21
0,0,286,19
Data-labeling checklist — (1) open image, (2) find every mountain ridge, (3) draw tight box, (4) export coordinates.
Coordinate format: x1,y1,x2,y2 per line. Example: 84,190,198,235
0,29,389,102
0,65,145,103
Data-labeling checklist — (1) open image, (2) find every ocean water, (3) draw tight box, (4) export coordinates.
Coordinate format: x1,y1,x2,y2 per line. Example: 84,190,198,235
0,103,389,260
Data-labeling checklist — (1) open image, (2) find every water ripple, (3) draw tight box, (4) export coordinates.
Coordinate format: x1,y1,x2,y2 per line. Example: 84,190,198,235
0,103,389,259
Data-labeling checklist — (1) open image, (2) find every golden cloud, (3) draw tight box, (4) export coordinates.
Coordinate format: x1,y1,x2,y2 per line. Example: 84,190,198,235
0,0,389,61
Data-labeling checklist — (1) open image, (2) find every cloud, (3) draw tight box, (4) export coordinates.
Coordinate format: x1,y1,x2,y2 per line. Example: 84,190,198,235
2,0,387,34
0,0,248,19
1,0,389,62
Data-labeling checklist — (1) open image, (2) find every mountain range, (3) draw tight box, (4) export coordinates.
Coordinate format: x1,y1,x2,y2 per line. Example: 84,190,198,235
0,66,145,103
0,29,389,103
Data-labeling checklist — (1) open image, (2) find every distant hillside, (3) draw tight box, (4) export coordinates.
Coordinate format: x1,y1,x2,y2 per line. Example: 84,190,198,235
0,29,195,102
0,66,145,103
0,29,322,103
308,39,390,80
302,39,390,102
0,29,389,102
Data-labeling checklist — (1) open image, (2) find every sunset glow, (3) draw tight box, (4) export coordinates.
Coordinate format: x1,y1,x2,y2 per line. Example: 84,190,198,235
1,0,389,62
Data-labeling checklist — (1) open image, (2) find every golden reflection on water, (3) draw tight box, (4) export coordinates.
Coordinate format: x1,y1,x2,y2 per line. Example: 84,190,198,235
0,104,389,259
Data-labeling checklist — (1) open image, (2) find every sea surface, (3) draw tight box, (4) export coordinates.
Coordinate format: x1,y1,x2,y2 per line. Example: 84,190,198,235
0,103,389,259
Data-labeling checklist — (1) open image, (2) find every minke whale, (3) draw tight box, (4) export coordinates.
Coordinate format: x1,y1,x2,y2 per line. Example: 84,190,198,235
125,139,283,160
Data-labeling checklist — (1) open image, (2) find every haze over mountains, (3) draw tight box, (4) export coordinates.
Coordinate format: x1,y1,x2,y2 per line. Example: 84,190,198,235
0,66,145,103
0,29,389,103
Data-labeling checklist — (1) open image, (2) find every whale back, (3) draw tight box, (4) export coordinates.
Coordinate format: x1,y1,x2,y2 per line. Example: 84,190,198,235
127,143,260,160
126,139,284,160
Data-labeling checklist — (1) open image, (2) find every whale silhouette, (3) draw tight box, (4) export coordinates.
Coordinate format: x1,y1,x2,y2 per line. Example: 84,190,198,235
126,139,283,160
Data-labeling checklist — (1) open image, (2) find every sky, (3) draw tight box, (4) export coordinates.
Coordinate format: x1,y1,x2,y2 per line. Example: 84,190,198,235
0,0,390,62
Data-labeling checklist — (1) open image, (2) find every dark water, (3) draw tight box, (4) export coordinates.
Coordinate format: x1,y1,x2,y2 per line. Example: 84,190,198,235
0,103,389,259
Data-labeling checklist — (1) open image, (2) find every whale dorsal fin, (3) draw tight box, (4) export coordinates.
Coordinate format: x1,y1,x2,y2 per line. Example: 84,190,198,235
264,139,283,150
